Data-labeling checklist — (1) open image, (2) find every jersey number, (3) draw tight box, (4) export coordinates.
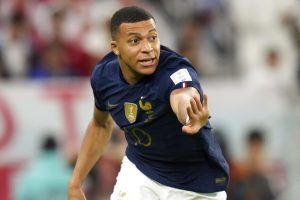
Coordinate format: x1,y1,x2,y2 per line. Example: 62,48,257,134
124,127,152,147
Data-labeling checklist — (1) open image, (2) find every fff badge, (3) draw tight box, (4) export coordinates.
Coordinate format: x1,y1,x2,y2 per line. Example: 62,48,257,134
124,102,138,123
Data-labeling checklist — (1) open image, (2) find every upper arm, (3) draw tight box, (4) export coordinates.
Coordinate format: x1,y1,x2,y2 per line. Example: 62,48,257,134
170,87,200,123
161,64,202,124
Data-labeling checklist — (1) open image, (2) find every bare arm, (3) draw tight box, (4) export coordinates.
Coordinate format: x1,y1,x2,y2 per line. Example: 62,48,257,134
170,87,209,135
68,106,114,200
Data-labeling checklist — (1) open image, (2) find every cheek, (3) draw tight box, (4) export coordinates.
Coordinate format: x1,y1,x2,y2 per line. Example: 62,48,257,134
154,43,160,53
125,49,138,60
120,51,137,66
155,40,160,48
124,52,136,64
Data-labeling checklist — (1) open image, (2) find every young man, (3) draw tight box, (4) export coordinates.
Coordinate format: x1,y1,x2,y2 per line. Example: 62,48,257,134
68,6,229,200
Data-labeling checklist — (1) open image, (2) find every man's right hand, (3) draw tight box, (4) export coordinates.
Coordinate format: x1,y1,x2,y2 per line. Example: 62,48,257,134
68,183,86,200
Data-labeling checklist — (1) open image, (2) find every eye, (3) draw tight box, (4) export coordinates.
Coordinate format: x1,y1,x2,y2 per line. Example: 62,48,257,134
150,35,157,41
130,38,140,45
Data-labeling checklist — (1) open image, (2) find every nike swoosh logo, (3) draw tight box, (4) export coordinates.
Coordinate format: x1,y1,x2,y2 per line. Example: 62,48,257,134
107,101,119,110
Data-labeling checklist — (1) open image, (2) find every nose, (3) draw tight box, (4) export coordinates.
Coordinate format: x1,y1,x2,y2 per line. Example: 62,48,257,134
141,41,153,53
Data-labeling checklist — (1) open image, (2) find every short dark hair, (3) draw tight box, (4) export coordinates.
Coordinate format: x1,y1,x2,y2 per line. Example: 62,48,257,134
41,135,58,151
247,128,265,144
110,6,155,40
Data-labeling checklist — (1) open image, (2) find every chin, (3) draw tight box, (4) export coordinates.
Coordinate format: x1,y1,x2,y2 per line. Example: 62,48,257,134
140,66,157,75
138,60,158,75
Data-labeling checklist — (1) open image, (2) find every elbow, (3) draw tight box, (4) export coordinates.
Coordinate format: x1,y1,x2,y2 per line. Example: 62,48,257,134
92,116,114,131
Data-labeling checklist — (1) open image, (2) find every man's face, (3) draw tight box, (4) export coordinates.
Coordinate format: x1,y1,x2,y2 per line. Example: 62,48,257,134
111,19,160,84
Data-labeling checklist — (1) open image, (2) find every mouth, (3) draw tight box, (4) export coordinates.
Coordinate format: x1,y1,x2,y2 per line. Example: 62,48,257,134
138,58,156,67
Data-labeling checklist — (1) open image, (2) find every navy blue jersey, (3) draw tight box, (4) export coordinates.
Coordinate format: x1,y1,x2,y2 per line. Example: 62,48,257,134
91,45,229,193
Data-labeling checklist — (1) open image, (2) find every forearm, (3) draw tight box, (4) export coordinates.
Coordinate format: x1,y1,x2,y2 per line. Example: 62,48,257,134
176,95,191,125
69,118,113,187
171,87,200,125
170,87,209,135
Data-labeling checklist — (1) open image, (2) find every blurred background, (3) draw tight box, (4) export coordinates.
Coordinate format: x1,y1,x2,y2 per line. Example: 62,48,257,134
0,0,300,199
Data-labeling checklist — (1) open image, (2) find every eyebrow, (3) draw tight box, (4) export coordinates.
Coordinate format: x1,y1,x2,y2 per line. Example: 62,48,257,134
127,28,157,36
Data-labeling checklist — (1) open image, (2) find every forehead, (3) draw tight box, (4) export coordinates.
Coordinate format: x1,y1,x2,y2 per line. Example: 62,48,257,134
119,19,157,35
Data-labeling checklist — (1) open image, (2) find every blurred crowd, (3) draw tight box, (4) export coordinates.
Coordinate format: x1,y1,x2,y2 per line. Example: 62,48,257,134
1,0,300,200
0,0,300,84
215,128,287,200
13,128,126,200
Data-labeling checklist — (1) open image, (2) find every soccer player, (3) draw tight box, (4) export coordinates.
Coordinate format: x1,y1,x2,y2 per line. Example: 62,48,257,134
68,6,229,200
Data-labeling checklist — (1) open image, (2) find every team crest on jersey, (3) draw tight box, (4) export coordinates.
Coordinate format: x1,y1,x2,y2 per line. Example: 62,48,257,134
124,102,138,123
139,96,152,111
139,96,155,122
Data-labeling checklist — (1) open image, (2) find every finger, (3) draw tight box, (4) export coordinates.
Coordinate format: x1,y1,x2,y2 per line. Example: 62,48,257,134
187,106,194,119
182,125,188,134
194,96,202,111
182,125,190,134
190,97,198,114
182,125,197,135
182,125,192,134
202,94,208,110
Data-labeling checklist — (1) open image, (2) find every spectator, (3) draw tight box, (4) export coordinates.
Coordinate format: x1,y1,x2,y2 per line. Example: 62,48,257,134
0,53,9,79
230,129,277,200
0,12,33,79
13,135,72,200
29,41,74,79
243,47,297,111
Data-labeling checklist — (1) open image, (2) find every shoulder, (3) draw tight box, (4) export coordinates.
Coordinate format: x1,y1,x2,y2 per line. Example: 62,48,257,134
153,46,201,99
91,51,118,88
158,45,196,74
156,45,199,82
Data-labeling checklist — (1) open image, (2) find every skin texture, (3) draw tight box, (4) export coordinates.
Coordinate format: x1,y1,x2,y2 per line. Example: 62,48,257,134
111,19,160,85
68,107,113,200
68,18,209,200
170,87,209,135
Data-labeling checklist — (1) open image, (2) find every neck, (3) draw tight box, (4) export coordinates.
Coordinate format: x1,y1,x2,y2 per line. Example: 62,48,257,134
119,62,144,85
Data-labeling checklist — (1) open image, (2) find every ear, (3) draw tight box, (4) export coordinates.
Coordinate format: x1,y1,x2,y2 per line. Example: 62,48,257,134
111,41,119,56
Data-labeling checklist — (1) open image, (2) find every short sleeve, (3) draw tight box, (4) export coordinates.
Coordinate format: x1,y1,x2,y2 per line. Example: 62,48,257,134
169,68,202,93
158,65,203,101
90,71,108,111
